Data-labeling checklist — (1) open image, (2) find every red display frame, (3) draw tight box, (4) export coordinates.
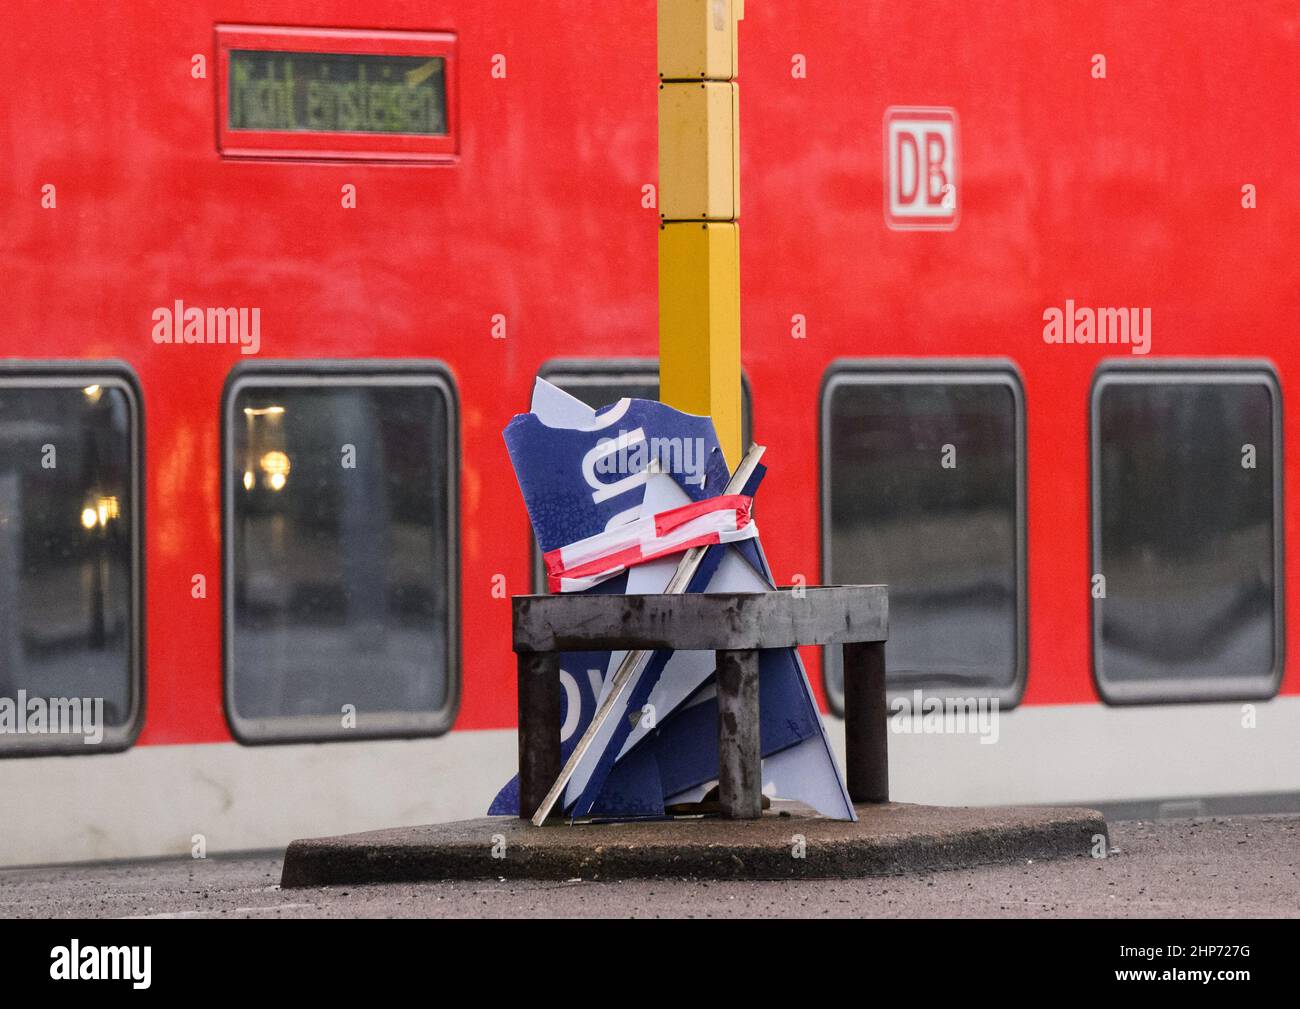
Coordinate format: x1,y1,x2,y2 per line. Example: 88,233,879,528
215,25,458,162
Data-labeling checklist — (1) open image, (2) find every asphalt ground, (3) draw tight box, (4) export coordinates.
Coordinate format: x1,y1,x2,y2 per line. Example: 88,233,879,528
1,814,1296,919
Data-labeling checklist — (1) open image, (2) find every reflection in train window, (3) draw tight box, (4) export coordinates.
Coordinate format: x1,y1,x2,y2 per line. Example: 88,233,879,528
224,366,458,743
1091,364,1283,703
0,369,142,755
821,363,1026,710
531,359,753,593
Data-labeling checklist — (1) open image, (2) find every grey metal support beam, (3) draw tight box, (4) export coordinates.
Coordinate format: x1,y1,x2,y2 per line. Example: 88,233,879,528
843,640,888,803
716,648,761,819
513,584,888,653
517,650,561,820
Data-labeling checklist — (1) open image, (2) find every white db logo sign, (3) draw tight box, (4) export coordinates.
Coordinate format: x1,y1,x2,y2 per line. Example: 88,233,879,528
883,106,960,231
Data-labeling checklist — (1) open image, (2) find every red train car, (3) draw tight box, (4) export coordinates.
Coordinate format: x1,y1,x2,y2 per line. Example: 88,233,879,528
2,1,1298,864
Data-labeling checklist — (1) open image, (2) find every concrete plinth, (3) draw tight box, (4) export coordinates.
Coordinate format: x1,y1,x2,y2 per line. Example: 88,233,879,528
280,803,1107,887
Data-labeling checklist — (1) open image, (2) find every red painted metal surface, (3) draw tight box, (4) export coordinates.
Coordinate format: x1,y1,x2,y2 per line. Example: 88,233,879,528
2,1,1297,752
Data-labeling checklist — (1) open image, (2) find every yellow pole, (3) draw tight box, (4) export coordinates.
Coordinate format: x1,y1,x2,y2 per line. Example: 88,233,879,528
657,0,743,470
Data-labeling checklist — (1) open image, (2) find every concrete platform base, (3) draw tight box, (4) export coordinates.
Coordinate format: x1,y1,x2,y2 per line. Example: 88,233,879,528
280,803,1107,887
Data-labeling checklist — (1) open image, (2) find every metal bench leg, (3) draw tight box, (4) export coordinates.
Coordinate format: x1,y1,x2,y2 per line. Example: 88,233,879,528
716,648,762,819
517,650,561,821
843,640,889,804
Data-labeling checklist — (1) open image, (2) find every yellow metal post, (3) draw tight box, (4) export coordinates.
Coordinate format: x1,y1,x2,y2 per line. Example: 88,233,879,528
657,0,743,469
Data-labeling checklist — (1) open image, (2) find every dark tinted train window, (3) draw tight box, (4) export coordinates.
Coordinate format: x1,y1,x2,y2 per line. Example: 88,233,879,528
822,366,1025,708
532,359,753,592
1091,366,1282,703
0,373,141,754
224,368,457,742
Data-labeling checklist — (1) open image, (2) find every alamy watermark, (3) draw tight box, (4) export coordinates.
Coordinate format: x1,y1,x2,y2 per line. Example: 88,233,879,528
1043,300,1150,355
151,300,261,355
50,941,150,989
889,689,999,744
0,692,104,745
590,428,708,483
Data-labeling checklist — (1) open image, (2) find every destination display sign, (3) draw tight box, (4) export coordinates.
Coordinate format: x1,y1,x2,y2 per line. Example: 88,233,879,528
228,50,447,136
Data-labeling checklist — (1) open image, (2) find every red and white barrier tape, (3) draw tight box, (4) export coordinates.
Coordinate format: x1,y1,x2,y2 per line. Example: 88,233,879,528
543,494,757,593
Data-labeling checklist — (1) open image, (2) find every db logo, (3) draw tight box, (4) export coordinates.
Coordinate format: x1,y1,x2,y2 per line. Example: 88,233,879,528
883,106,959,230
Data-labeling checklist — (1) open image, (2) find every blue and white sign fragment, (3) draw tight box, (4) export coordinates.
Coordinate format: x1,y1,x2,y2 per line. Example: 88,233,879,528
489,380,855,822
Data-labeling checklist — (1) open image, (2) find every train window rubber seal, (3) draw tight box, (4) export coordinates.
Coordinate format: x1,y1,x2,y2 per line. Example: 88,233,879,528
818,358,1029,716
1089,358,1284,705
530,358,754,595
0,360,145,757
221,359,460,745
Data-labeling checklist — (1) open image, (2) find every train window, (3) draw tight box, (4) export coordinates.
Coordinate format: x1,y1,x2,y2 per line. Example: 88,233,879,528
0,366,142,755
530,359,753,593
1091,362,1283,703
223,364,459,743
821,362,1026,710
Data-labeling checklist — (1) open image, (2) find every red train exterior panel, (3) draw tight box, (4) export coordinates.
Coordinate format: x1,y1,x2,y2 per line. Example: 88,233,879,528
2,1,1297,862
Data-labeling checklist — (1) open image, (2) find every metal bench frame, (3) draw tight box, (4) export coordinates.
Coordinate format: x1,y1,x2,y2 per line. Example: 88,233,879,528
511,584,889,821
